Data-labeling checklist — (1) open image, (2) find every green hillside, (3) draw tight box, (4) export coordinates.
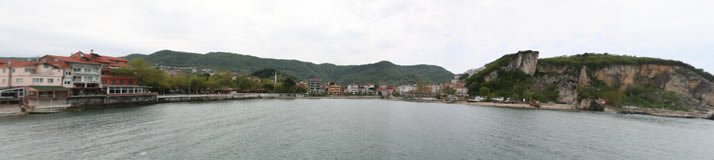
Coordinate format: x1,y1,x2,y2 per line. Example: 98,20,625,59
124,50,454,85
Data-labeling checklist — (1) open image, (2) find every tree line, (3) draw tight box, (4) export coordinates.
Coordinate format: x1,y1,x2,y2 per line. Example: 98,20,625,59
113,59,307,94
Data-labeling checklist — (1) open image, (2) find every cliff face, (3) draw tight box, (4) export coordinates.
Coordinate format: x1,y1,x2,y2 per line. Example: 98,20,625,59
537,60,714,112
504,51,539,76
469,52,714,116
591,65,714,107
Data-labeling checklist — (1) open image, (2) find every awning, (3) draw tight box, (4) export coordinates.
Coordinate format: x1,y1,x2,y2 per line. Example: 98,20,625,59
30,86,69,91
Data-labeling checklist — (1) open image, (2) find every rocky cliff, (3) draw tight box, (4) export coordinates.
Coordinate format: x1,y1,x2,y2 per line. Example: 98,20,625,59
467,52,714,118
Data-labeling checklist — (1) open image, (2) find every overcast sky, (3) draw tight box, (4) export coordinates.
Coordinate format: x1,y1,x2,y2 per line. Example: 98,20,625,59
1,0,712,73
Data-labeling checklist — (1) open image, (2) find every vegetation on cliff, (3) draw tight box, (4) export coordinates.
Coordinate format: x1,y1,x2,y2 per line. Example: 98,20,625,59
540,53,714,82
466,51,560,102
467,52,711,111
124,50,453,85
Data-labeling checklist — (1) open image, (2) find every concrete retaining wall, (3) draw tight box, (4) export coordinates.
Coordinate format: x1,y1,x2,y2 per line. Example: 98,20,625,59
156,93,286,103
68,95,157,108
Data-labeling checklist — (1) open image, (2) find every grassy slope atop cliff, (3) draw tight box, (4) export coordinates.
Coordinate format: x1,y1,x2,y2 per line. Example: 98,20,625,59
539,53,714,82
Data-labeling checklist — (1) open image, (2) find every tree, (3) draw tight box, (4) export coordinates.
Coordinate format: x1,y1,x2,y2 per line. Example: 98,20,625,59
281,77,296,93
603,90,624,107
207,70,235,90
479,87,490,96
189,75,207,93
170,73,190,92
524,91,536,101
441,87,456,95
113,59,170,92
295,86,307,93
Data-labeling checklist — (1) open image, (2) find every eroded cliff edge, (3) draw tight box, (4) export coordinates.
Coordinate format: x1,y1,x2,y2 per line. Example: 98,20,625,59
467,51,714,119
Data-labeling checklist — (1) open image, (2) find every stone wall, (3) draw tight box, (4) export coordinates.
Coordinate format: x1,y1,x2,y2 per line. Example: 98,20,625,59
67,95,157,108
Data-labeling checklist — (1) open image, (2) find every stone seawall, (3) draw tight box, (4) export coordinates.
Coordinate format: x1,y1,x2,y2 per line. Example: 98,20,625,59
67,95,157,109
156,93,288,103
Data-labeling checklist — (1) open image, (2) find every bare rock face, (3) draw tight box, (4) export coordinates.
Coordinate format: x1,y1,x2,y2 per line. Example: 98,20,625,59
558,83,578,104
577,98,605,111
503,51,539,76
589,64,714,110
578,66,590,88
484,71,499,82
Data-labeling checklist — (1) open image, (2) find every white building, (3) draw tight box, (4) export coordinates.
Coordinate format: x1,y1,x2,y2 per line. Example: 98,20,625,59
346,84,360,94
41,54,103,96
397,85,417,94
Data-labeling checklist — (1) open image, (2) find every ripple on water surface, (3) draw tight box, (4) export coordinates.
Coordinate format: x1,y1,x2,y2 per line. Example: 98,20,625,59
0,99,713,160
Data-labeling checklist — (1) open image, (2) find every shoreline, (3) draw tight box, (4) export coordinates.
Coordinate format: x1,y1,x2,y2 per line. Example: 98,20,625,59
3,94,712,120
457,101,577,111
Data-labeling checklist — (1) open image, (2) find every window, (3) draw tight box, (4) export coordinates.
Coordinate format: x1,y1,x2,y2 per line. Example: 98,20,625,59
16,78,23,84
65,71,71,75
73,68,81,72
44,64,49,69
54,58,60,62
12,68,15,73
32,78,43,84
111,80,115,84
119,80,124,84
64,81,71,85
102,80,106,84
2,68,5,73
48,79,54,84
25,68,35,74
42,58,47,62
128,80,133,85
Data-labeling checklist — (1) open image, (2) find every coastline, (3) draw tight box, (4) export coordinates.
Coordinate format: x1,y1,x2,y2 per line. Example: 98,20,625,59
3,94,712,120
457,101,576,110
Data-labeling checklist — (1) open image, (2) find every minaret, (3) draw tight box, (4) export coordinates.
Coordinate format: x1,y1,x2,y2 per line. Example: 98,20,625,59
274,72,278,83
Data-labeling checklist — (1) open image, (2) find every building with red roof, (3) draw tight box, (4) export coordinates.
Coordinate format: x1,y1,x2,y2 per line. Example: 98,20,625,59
39,52,103,96
1,59,71,109
54,51,146,96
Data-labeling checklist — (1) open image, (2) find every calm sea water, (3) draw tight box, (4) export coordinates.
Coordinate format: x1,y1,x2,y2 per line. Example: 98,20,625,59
1,99,712,160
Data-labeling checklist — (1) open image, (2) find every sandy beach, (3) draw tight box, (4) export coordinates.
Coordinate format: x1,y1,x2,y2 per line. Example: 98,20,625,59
457,102,576,111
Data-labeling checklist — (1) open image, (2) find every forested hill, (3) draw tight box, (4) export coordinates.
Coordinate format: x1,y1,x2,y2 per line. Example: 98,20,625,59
123,50,454,85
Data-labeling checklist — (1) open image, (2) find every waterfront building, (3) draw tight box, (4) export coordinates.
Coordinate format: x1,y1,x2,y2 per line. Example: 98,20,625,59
377,86,395,97
430,84,441,94
308,78,323,94
397,85,417,95
41,53,102,96
74,52,149,96
346,83,360,94
455,86,469,97
0,59,71,110
327,81,342,95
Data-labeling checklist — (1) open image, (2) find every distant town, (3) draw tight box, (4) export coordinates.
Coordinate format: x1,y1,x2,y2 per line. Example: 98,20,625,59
1,50,476,115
